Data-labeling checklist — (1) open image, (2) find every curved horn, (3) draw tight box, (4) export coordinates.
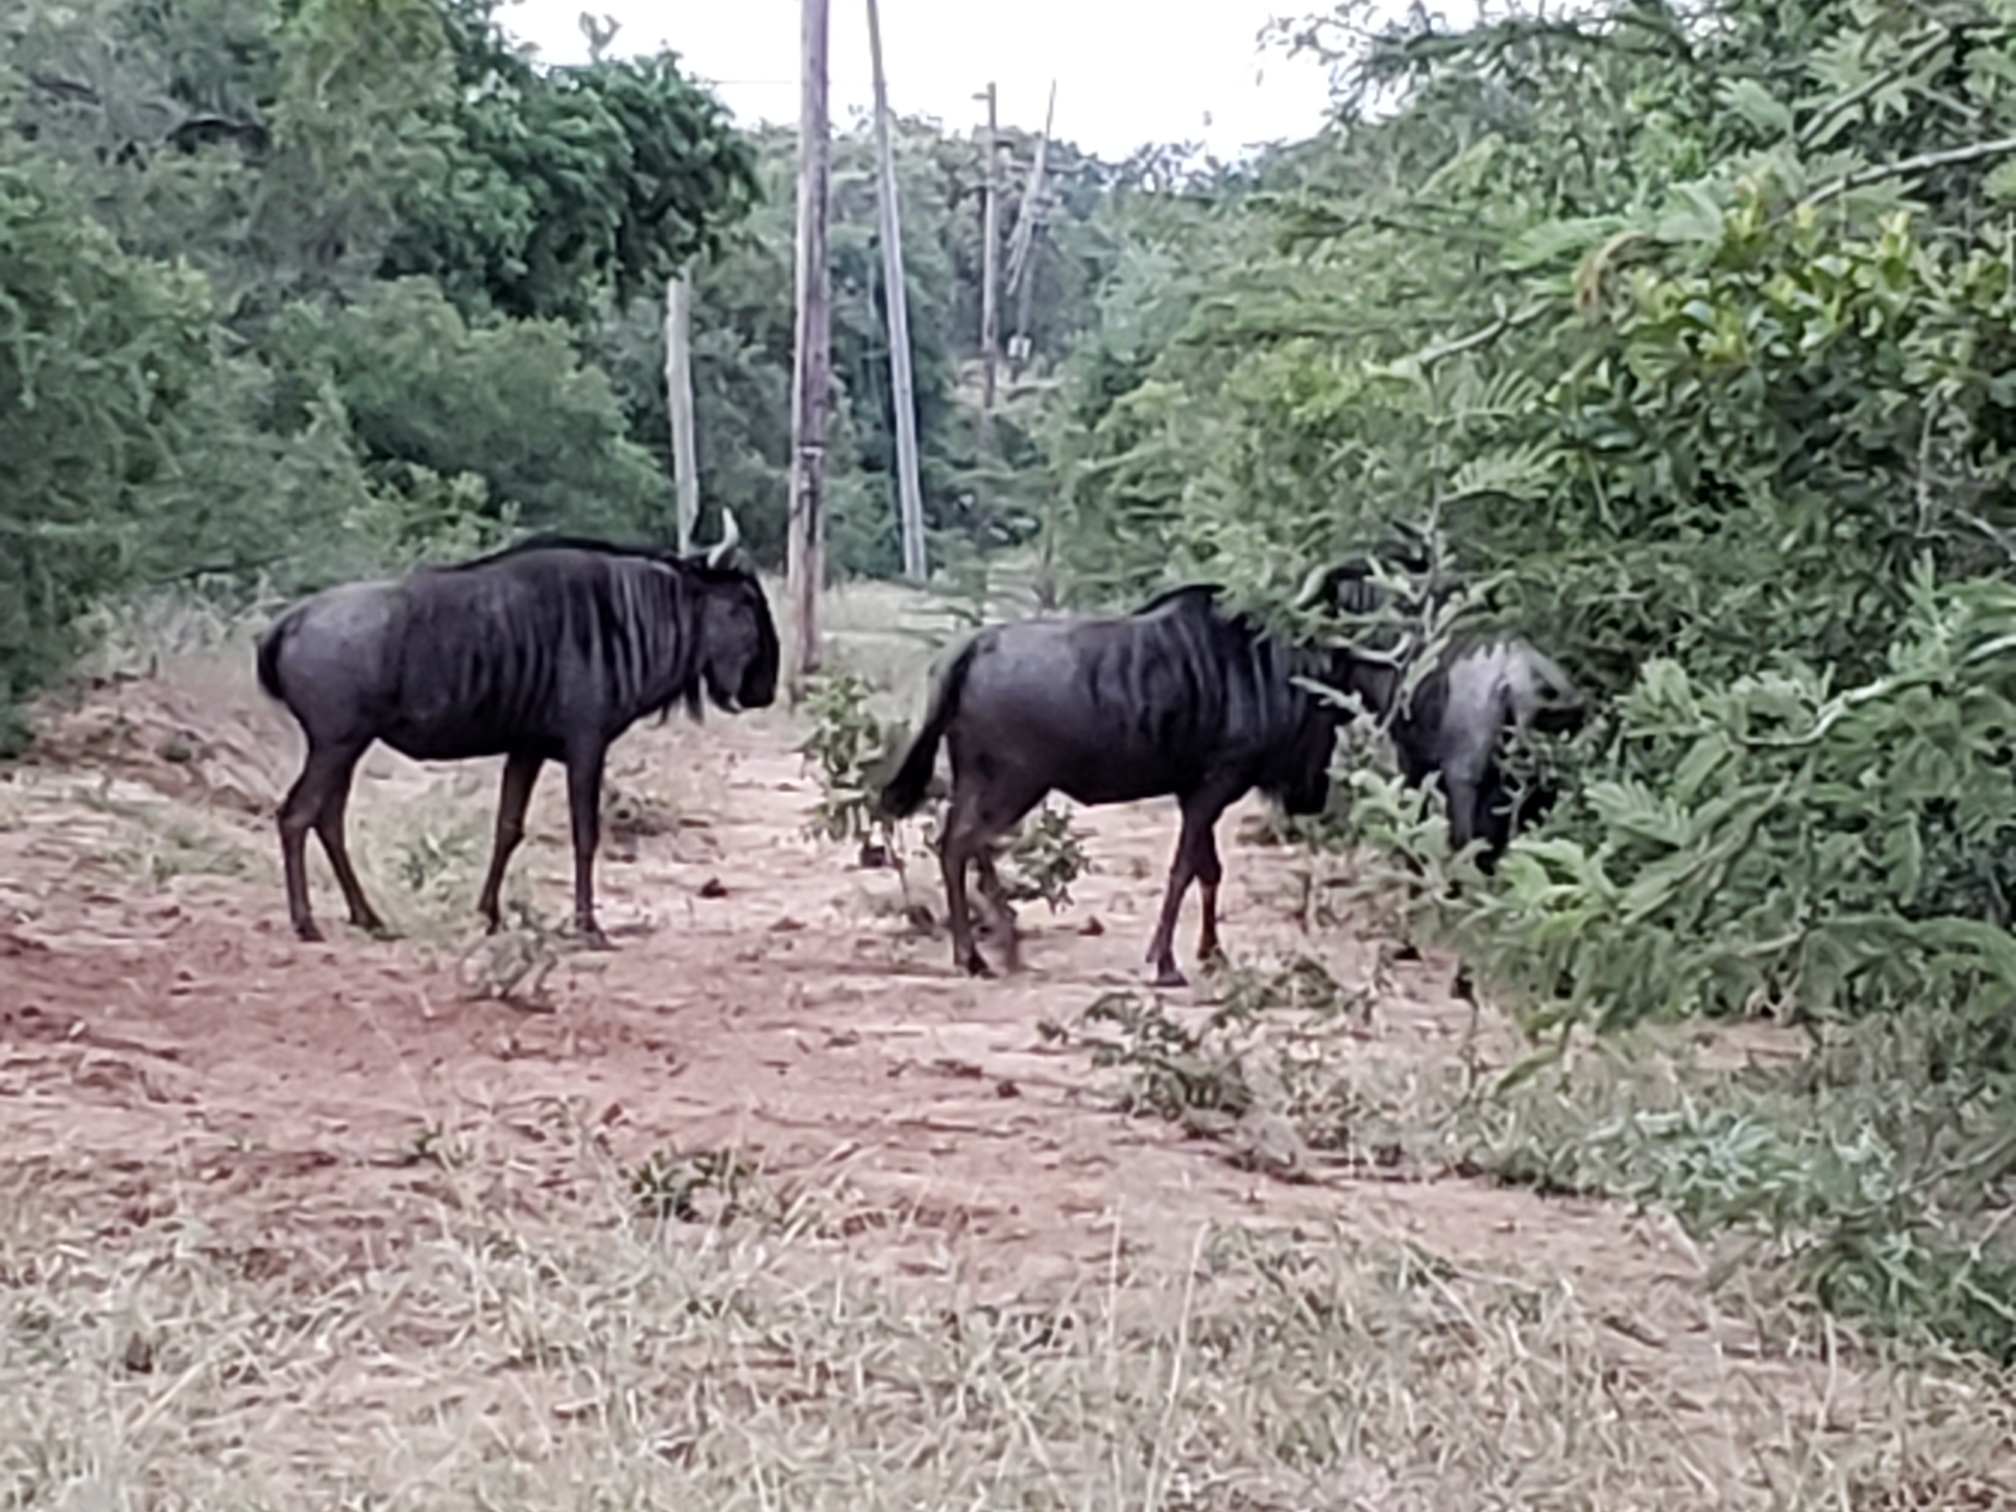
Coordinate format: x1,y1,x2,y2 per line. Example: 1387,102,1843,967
1293,563,1338,611
706,507,742,568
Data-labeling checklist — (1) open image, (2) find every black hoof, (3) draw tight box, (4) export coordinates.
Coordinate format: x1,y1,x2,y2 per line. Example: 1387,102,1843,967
962,953,994,979
293,920,324,943
1152,963,1189,989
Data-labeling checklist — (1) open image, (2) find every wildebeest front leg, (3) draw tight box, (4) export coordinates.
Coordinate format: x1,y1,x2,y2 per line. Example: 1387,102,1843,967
1444,775,1479,863
562,741,612,948
1194,825,1225,966
476,750,544,933
277,740,375,942
1146,789,1234,989
1440,771,1484,1001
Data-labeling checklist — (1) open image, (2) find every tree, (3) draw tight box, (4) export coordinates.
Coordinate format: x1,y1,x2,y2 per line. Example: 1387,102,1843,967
0,148,366,747
382,3,760,324
270,278,670,537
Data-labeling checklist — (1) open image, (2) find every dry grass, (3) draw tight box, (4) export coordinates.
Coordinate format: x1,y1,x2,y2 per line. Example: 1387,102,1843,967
4,1157,2013,1512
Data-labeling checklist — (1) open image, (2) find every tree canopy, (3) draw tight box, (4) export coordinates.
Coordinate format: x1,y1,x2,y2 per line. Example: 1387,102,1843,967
1,0,761,747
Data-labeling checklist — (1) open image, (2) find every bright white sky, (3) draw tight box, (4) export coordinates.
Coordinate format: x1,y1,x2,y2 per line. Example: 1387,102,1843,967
493,0,1344,161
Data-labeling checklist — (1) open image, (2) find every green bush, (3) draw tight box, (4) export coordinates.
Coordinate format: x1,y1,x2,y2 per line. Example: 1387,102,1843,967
0,156,368,744
268,278,670,539
1443,569,2016,1036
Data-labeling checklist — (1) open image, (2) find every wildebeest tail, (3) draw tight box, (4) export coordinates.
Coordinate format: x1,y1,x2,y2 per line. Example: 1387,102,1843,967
878,637,979,819
254,611,295,704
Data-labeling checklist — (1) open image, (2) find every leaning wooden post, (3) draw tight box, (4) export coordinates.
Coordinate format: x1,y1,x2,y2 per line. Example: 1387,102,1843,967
664,273,700,554
1004,81,1055,368
976,81,1000,460
867,0,927,581
787,0,833,694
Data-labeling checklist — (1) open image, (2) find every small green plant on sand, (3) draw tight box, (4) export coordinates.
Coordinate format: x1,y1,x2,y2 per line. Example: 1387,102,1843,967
997,801,1093,912
799,667,1092,918
1078,990,1256,1127
628,1147,762,1223
797,669,913,867
1078,957,1386,1156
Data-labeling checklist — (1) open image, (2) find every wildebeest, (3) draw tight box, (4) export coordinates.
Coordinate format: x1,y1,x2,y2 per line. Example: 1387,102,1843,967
877,584,1351,987
1300,558,1584,869
256,515,779,946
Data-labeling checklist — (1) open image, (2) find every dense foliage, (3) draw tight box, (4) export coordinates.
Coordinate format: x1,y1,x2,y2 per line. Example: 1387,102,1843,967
0,0,770,748
1015,0,2016,1358
1037,0,2016,1039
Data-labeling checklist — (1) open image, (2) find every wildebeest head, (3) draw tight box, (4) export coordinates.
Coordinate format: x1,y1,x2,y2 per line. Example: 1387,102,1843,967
685,511,780,714
1268,696,1344,818
695,573,780,712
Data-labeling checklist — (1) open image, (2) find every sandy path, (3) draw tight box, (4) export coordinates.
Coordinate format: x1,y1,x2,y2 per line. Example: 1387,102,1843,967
0,666,1830,1448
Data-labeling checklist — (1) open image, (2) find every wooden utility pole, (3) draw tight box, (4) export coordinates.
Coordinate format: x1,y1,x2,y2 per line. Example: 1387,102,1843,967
975,82,1000,458
786,0,832,691
1004,80,1056,366
664,273,699,553
866,0,926,581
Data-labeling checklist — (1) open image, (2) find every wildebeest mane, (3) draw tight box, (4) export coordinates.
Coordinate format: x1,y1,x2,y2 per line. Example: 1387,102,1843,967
1110,583,1341,810
1132,581,1226,616
414,532,776,725
401,540,719,734
444,532,761,584
442,532,668,570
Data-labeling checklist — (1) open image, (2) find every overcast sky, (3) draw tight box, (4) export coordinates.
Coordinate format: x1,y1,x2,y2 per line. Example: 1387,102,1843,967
493,0,1344,161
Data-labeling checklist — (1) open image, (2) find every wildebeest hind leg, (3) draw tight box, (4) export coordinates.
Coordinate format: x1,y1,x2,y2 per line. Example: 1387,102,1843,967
939,820,986,977
313,752,387,936
940,779,1041,978
477,751,544,933
1194,825,1224,966
973,851,1022,972
277,740,368,942
562,742,613,949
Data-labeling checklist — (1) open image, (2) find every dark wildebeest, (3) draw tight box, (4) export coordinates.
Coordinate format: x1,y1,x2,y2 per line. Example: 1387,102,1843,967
877,584,1350,987
256,515,779,946
1301,558,1585,870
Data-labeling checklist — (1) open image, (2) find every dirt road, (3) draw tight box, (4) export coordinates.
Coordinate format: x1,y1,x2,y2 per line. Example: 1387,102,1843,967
1,654,1764,1316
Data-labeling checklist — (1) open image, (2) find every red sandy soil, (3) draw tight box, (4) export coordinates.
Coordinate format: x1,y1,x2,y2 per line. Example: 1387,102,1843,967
0,658,1841,1429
